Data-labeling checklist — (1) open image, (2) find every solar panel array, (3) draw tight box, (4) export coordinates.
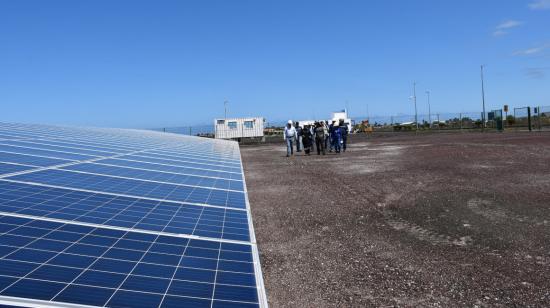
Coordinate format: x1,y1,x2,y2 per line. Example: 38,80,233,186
0,122,267,308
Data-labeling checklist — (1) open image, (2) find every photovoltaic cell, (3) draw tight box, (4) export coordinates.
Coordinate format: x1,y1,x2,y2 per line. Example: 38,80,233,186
20,139,133,155
0,140,118,157
0,152,72,167
155,146,240,158
0,164,34,176
0,144,98,161
97,158,244,181
0,134,23,140
122,154,243,173
0,122,266,307
7,169,247,209
0,215,259,307
61,163,245,191
0,181,250,241
141,150,242,166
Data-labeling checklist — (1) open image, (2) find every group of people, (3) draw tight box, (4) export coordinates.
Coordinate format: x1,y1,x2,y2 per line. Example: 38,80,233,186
283,120,348,157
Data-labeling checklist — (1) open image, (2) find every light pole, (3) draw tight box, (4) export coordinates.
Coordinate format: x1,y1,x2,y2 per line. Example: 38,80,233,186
480,65,486,131
413,82,418,131
409,98,418,132
224,100,228,120
425,90,431,128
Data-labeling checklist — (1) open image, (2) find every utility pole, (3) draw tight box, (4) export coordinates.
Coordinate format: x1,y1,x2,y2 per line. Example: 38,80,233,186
224,100,228,120
481,65,486,131
413,82,418,131
425,90,431,128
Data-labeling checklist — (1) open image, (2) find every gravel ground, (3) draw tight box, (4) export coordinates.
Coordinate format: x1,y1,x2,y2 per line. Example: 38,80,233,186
241,132,550,307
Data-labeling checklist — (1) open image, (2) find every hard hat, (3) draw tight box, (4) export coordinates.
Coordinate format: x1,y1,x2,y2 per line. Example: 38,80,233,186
288,120,293,125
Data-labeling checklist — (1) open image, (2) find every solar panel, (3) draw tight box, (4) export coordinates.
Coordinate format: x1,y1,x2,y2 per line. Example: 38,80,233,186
0,122,267,308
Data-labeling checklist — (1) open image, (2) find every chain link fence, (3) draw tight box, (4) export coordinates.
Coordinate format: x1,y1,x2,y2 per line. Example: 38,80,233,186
150,125,215,137
356,106,550,133
153,105,550,140
534,105,550,130
354,112,485,132
512,107,530,129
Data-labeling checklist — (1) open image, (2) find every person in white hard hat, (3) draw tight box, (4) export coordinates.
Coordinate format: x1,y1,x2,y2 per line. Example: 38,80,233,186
284,120,297,157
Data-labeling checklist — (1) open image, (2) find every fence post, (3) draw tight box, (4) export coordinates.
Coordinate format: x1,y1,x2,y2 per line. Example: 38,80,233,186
481,111,484,132
527,107,532,132
538,106,542,131
459,113,462,131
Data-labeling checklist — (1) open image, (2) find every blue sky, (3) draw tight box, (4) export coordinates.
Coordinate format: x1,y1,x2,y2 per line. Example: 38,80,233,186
1,0,549,128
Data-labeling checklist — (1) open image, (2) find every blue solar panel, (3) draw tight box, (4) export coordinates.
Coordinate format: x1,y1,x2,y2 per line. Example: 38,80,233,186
122,154,243,173
0,182,250,241
61,163,245,191
96,158,244,181
0,144,98,161
142,150,242,166
0,215,259,307
0,152,72,167
20,139,135,154
0,122,266,307
0,164,34,176
7,169,247,209
0,134,25,140
0,140,119,157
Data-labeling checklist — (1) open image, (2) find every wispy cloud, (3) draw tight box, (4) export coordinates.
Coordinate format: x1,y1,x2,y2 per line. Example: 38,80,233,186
524,67,549,79
529,0,550,10
493,20,522,37
496,20,522,30
513,44,549,56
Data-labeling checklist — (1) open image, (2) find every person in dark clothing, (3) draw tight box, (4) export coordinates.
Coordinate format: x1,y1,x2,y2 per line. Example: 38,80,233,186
301,124,313,155
328,121,335,152
339,119,349,152
314,122,326,155
295,122,303,152
331,122,342,153
323,121,330,150
309,124,315,153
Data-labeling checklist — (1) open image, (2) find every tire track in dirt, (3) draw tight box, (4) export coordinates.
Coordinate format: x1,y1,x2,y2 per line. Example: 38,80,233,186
467,198,549,226
340,181,473,247
382,212,473,246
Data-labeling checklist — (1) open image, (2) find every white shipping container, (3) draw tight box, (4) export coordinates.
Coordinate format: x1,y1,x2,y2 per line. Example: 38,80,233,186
331,109,353,132
214,117,265,139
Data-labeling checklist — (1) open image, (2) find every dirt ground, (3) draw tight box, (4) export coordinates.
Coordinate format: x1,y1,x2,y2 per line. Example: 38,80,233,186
241,132,550,307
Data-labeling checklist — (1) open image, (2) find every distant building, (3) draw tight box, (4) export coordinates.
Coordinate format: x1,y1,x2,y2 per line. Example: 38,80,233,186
294,120,316,128
295,109,354,132
330,109,353,132
214,117,265,140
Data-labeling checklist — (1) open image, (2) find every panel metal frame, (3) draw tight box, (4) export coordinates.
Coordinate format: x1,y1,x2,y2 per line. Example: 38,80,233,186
0,123,268,308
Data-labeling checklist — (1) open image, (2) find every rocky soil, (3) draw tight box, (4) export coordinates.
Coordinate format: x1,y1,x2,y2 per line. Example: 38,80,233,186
242,132,550,307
